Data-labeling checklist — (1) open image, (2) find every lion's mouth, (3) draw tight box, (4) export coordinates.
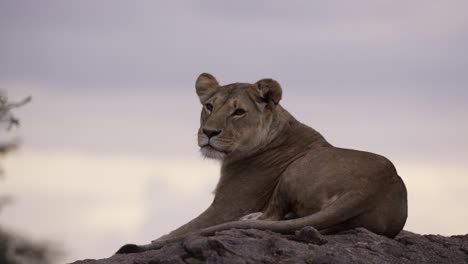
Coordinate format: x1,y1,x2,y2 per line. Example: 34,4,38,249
201,144,228,154
200,144,228,160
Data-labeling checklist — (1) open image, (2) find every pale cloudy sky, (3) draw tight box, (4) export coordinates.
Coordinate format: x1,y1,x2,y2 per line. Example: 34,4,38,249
0,1,467,263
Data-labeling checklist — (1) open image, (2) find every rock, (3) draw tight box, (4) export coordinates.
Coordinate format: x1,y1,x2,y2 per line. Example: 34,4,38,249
71,228,468,264
292,226,328,245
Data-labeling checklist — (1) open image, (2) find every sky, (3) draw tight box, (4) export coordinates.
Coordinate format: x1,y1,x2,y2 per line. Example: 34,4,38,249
0,1,467,262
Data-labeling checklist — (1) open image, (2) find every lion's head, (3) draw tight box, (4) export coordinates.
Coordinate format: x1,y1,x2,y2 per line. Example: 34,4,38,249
195,73,283,160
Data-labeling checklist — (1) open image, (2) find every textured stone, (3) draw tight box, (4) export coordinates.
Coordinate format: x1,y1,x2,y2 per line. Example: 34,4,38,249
71,227,468,264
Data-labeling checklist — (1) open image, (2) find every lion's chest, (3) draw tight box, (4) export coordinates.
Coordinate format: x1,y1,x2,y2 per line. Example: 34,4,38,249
213,165,282,217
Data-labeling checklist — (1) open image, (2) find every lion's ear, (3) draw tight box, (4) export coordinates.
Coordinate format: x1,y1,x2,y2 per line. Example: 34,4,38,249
196,73,219,102
254,78,282,108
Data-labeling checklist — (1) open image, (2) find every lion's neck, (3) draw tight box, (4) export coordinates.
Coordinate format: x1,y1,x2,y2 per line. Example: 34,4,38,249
252,105,330,158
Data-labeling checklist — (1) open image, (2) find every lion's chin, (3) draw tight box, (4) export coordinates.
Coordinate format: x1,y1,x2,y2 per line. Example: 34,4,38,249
200,146,227,160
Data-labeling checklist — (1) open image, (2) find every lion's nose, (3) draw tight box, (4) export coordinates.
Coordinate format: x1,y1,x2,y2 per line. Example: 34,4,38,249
203,129,222,138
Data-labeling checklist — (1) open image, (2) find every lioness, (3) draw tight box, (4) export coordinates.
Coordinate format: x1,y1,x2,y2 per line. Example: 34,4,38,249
118,73,407,253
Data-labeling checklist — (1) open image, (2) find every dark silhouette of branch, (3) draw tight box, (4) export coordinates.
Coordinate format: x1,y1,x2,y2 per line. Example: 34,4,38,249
0,91,60,263
0,93,31,131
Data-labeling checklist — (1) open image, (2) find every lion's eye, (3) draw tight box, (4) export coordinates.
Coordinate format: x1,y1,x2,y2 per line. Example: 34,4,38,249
205,103,213,112
232,108,246,116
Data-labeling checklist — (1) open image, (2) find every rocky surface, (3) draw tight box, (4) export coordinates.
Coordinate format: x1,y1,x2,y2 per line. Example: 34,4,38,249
72,227,468,264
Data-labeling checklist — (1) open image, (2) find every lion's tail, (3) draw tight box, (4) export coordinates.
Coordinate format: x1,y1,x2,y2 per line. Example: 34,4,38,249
201,191,365,235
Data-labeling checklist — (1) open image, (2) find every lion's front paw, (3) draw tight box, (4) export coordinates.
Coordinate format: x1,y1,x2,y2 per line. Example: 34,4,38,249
240,212,263,221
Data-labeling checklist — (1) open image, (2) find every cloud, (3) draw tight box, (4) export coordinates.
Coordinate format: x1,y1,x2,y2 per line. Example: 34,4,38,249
0,1,467,96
